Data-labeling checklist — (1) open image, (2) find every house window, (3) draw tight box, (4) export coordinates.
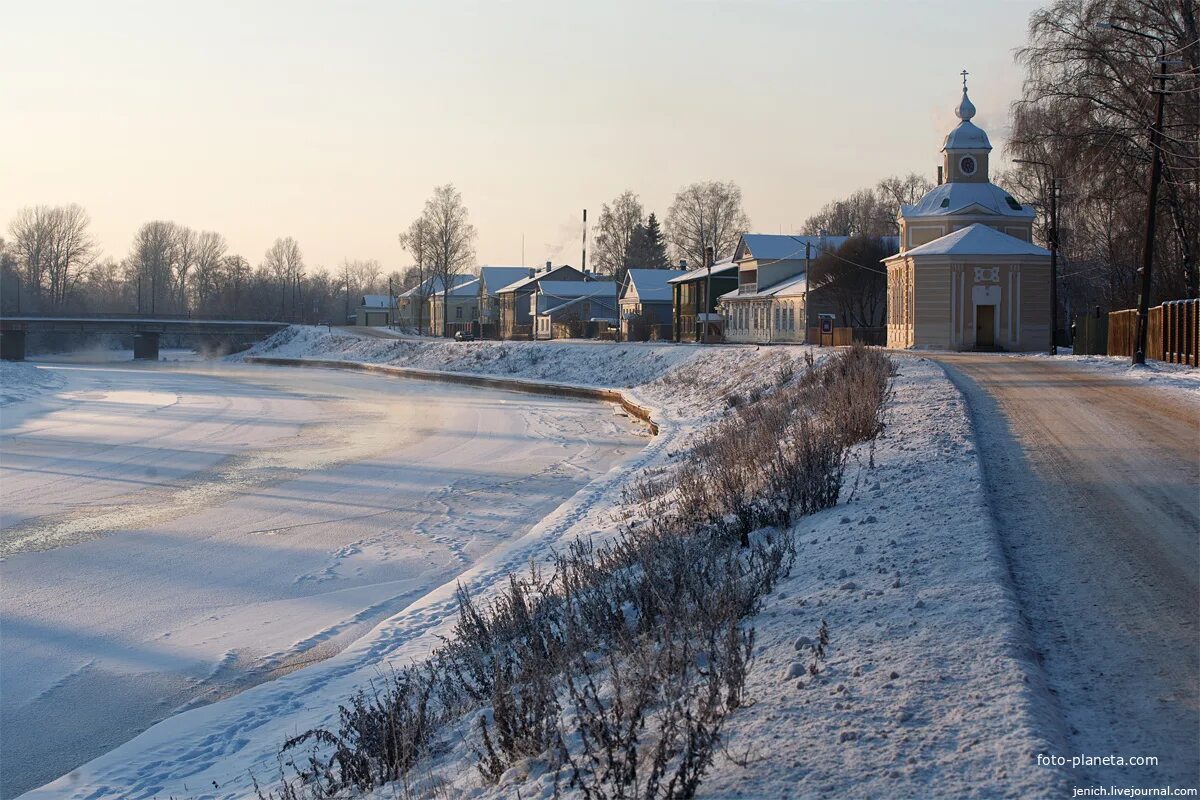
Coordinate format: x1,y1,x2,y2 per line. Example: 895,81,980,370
456,306,463,319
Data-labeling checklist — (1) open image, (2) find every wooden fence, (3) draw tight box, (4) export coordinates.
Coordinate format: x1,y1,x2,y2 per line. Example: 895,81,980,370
1162,299,1199,366
1106,299,1198,365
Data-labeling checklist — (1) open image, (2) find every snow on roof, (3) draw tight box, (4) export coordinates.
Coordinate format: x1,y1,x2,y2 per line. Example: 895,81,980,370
737,234,850,263
942,88,992,152
360,295,398,308
897,223,1050,258
398,274,476,297
478,266,531,292
438,278,481,298
496,264,582,293
623,269,687,302
943,119,992,152
535,280,616,299
540,294,618,317
667,256,739,283
534,282,615,315
902,181,1034,219
724,272,809,300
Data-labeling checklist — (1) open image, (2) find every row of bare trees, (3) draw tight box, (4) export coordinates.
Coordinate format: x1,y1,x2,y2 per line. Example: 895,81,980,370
1,208,401,322
1007,0,1199,312
801,174,934,238
5,205,96,309
590,182,752,284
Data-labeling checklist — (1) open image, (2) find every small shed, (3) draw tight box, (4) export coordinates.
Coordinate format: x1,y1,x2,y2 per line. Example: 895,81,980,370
358,295,397,327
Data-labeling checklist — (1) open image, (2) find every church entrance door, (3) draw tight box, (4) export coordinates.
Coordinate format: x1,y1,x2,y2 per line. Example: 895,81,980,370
975,305,996,349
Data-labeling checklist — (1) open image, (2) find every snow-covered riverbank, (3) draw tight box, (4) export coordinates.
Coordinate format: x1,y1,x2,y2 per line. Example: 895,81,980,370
15,330,1062,798
1,359,640,798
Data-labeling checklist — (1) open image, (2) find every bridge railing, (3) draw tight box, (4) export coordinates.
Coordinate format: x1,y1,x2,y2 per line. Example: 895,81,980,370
0,312,288,322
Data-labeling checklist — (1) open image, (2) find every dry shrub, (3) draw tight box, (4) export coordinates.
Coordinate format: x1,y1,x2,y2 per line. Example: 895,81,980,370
674,344,892,546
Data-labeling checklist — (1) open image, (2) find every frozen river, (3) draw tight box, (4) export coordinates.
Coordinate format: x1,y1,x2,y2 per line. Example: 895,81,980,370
0,358,642,798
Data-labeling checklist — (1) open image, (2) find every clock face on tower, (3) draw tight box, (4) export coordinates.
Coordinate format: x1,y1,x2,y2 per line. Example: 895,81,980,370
960,155,977,176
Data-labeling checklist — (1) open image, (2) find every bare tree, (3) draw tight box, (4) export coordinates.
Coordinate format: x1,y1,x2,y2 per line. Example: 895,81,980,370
263,237,304,321
190,231,228,314
173,226,198,312
1012,0,1199,304
802,187,897,237
351,259,383,294
591,191,644,280
398,217,432,334
876,173,936,209
129,221,179,314
810,236,891,327
223,254,251,316
7,204,97,309
665,181,750,272
418,185,476,337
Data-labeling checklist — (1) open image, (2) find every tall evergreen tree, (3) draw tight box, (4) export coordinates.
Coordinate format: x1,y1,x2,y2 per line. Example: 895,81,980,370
624,213,672,272
642,213,670,269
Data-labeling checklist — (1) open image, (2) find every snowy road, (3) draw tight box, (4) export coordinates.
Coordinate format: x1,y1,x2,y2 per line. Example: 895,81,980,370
0,361,640,798
937,354,1199,789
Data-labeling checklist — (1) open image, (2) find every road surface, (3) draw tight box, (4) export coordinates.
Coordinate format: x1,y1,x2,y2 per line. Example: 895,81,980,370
935,354,1199,789
0,360,641,798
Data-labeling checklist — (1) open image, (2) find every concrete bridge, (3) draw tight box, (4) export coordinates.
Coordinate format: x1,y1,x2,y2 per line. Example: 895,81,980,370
0,315,290,361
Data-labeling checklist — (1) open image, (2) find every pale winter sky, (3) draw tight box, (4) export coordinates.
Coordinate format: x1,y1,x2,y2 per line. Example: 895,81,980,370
2,0,1042,274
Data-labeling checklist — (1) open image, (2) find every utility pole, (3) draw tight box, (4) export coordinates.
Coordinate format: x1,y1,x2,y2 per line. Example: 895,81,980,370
581,209,587,274
804,241,812,344
1049,177,1059,355
1097,22,1175,365
1133,52,1169,365
702,246,714,344
1015,158,1060,354
388,275,394,329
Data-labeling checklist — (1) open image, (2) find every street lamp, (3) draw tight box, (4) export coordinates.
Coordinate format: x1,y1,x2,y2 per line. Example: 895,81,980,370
1014,158,1060,354
1095,21,1176,365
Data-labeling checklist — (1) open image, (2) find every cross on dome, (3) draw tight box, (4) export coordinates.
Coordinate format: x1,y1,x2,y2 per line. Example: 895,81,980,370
956,69,976,121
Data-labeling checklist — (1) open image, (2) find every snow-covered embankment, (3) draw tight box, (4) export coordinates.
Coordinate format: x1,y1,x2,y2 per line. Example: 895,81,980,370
28,328,1062,798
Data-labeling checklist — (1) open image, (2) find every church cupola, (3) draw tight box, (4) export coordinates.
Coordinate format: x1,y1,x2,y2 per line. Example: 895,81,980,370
942,71,991,184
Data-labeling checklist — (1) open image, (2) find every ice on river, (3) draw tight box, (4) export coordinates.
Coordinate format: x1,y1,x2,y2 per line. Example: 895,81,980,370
0,359,641,798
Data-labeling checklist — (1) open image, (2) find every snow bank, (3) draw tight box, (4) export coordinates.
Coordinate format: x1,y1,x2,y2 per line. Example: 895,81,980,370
240,326,708,389
30,337,1061,799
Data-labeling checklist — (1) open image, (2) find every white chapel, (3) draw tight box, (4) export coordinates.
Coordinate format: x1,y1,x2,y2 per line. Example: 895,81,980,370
885,76,1052,351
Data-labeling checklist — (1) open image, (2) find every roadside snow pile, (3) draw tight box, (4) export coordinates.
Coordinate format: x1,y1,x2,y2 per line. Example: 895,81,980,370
0,362,65,407
1049,354,1200,398
697,356,1061,799
241,326,707,389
